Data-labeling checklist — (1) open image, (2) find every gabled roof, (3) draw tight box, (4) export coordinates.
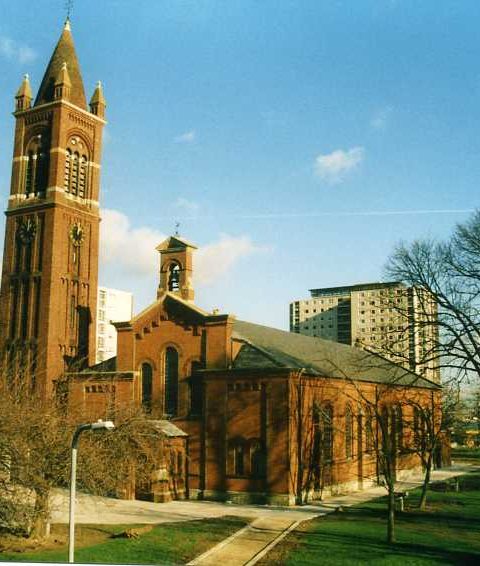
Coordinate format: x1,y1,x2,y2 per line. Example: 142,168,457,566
35,20,87,109
155,235,198,252
232,320,439,389
130,291,211,325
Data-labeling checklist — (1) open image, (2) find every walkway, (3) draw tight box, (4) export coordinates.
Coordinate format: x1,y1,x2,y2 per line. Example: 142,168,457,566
50,463,478,566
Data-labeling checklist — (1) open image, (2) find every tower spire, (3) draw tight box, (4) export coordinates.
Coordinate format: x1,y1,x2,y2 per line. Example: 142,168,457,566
89,81,106,118
15,74,33,111
35,19,86,109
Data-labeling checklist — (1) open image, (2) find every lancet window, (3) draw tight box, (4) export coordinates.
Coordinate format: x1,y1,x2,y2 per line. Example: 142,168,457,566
141,362,153,412
24,133,49,197
164,347,179,417
64,136,89,198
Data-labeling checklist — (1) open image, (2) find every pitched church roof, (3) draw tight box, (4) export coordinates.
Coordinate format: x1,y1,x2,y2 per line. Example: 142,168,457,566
35,19,87,109
232,320,439,389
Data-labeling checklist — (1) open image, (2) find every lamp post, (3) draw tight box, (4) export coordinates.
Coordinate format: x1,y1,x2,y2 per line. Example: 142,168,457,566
68,420,115,564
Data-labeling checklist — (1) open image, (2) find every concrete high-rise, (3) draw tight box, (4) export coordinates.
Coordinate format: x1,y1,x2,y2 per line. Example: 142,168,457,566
290,282,440,383
96,287,133,364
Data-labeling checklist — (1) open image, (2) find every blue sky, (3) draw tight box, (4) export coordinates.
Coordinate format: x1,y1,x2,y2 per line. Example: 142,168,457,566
0,0,478,329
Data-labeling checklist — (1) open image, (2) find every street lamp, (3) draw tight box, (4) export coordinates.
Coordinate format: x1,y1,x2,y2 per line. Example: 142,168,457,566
68,420,115,564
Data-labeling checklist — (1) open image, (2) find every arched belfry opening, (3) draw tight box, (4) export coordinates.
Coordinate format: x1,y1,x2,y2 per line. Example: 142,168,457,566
168,262,181,292
156,236,197,302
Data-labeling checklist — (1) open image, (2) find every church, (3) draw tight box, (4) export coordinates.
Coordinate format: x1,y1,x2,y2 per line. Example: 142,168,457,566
0,21,444,505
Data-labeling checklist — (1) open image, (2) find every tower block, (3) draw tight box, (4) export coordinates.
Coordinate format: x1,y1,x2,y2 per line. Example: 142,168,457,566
0,20,106,397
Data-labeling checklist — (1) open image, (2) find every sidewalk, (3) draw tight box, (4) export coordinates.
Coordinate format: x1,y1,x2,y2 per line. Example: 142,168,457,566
187,463,479,566
50,463,478,566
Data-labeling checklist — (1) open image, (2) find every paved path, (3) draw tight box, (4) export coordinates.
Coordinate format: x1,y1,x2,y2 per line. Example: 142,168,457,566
50,463,478,566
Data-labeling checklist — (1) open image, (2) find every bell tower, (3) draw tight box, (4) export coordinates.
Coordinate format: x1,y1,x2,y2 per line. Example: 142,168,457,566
156,236,197,302
0,19,106,397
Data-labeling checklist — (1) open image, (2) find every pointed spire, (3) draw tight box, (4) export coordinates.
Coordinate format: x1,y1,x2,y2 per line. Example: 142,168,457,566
15,74,33,110
35,20,87,109
54,62,72,100
89,81,106,117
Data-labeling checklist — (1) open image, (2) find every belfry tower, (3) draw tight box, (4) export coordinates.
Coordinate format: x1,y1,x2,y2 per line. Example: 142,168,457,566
0,20,106,397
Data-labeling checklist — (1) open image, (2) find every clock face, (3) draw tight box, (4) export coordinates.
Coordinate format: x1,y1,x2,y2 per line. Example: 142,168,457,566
70,223,84,247
17,218,36,244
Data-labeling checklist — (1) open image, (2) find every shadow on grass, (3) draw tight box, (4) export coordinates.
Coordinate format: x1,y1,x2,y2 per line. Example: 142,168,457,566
289,527,480,565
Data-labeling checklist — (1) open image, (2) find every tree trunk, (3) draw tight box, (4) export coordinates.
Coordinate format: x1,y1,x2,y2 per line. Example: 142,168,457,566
387,486,396,544
419,452,433,510
30,488,50,539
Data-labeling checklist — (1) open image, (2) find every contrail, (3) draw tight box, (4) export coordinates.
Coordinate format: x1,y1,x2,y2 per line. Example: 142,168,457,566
160,208,476,221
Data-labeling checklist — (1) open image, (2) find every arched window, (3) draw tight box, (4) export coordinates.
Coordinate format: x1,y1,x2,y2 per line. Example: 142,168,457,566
25,151,34,195
141,362,153,412
34,150,48,195
314,403,334,464
365,407,374,453
321,405,334,462
413,406,425,451
345,405,354,459
189,360,203,416
250,440,266,478
395,405,403,451
168,263,181,292
64,149,71,192
234,442,245,476
78,155,87,198
165,347,179,417
24,133,49,197
71,151,79,195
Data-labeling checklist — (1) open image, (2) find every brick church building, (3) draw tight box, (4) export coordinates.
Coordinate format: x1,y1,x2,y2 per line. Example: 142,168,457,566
0,21,444,505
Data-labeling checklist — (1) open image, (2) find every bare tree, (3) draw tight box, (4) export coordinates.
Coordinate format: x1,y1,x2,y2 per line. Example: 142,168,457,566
385,210,480,386
0,368,163,540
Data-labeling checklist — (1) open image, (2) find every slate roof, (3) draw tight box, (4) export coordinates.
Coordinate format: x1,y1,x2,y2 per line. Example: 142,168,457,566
85,356,117,372
35,20,87,109
232,320,438,389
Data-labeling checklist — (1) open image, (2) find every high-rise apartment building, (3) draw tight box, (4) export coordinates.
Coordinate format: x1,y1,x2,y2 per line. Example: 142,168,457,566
96,287,133,363
290,282,439,383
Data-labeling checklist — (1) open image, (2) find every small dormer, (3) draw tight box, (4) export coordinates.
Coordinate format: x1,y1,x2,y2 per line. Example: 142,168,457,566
156,235,197,302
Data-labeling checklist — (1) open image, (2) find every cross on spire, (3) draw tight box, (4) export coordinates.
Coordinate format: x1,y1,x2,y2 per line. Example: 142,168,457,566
65,0,74,20
174,222,180,237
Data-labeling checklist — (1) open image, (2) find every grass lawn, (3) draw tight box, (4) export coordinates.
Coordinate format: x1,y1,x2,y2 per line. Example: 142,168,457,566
451,447,480,462
259,472,480,565
0,516,249,564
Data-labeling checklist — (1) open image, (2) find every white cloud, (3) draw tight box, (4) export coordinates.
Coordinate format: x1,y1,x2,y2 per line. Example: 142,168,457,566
370,106,393,130
314,146,365,184
0,37,37,64
100,209,266,286
174,197,199,213
100,209,165,275
174,130,196,143
195,234,266,284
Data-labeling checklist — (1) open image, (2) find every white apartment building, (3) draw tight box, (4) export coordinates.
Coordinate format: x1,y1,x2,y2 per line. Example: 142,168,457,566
290,282,439,383
96,287,134,364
